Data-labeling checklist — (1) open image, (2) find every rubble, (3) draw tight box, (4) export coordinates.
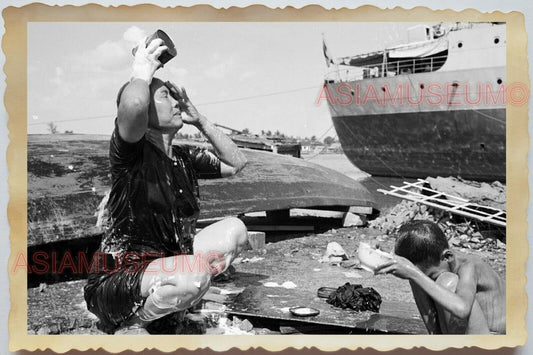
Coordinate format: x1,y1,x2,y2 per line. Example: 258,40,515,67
238,319,254,332
235,256,264,264
319,241,349,263
368,198,505,253
263,281,297,289
217,316,255,335
38,283,47,293
342,212,365,227
343,271,363,279
37,326,51,335
369,200,430,234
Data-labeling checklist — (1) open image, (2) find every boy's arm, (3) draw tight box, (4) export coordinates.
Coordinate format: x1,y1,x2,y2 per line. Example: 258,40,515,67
409,280,442,334
376,256,478,320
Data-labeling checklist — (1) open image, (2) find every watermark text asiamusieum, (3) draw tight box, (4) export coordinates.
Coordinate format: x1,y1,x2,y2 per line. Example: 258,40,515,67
12,251,228,275
315,81,529,106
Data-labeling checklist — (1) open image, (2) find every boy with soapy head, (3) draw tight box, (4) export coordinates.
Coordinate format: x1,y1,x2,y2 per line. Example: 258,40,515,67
375,220,505,334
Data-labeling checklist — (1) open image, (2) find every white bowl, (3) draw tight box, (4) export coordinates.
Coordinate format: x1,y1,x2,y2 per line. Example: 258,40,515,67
357,242,393,272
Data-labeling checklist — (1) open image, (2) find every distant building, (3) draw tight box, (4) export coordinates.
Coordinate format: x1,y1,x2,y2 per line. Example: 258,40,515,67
325,142,343,153
300,140,325,154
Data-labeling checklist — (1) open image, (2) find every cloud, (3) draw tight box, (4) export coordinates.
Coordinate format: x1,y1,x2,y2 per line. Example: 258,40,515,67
34,40,131,125
123,26,147,44
204,63,227,79
48,66,66,86
49,76,63,86
163,67,189,86
239,70,255,82
168,67,188,78
204,56,237,80
91,40,130,71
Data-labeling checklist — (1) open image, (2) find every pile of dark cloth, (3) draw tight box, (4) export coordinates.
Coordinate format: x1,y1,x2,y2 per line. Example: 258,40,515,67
326,283,382,313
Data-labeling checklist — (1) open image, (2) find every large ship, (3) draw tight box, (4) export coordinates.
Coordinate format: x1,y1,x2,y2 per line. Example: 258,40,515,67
322,23,506,181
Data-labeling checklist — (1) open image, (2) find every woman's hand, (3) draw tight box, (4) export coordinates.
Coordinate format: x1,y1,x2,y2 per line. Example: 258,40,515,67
165,81,247,174
374,254,422,280
131,37,168,83
166,81,204,127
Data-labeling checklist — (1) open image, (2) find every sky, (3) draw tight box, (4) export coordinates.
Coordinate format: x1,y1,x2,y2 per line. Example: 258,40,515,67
27,22,423,137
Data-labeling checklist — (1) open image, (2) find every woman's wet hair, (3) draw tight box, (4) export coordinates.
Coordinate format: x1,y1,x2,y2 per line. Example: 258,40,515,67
394,220,449,265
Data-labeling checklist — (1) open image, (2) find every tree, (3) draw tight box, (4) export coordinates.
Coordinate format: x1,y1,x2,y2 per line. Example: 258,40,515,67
310,135,317,142
242,128,250,134
266,130,272,136
47,122,58,134
323,136,335,146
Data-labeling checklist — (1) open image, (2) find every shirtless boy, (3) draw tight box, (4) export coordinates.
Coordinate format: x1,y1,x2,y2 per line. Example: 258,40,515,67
375,220,505,334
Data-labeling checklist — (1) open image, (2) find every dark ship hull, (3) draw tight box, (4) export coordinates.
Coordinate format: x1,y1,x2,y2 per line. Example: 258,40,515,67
332,108,505,181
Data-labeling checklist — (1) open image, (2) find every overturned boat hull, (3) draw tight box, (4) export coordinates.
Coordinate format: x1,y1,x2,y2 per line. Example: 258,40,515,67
199,149,374,219
27,134,375,246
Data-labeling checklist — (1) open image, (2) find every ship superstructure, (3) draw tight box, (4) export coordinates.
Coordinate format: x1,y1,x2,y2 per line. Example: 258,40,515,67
322,23,506,181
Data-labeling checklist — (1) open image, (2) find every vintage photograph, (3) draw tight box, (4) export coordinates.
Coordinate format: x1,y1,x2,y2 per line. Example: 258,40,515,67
5,3,529,352
24,20,508,337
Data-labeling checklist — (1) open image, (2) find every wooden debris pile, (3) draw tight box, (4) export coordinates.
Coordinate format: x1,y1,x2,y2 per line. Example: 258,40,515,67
426,177,506,211
368,200,431,234
368,201,505,252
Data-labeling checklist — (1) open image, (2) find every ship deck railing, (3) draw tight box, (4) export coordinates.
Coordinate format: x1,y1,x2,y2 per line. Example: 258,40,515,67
326,54,448,83
377,179,506,227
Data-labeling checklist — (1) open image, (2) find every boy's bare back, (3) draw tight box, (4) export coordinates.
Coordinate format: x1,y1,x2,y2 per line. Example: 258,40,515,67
454,252,506,334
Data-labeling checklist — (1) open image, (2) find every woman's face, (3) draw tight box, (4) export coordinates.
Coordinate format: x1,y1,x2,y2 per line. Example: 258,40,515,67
149,79,183,131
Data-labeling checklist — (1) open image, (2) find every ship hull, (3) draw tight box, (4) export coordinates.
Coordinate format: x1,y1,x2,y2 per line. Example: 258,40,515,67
332,108,505,181
324,23,506,181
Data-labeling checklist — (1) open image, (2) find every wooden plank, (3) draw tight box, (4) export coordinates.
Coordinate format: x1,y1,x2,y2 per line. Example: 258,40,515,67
227,285,427,334
244,225,315,232
243,211,266,217
290,208,345,219
247,206,373,218
348,206,374,215
279,324,327,334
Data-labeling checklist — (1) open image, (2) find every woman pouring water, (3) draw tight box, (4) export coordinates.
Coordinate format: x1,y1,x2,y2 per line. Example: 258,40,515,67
84,32,248,334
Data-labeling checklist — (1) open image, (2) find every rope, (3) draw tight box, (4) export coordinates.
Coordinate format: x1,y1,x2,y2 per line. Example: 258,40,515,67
28,84,320,126
302,124,335,161
338,119,408,189
470,109,505,124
